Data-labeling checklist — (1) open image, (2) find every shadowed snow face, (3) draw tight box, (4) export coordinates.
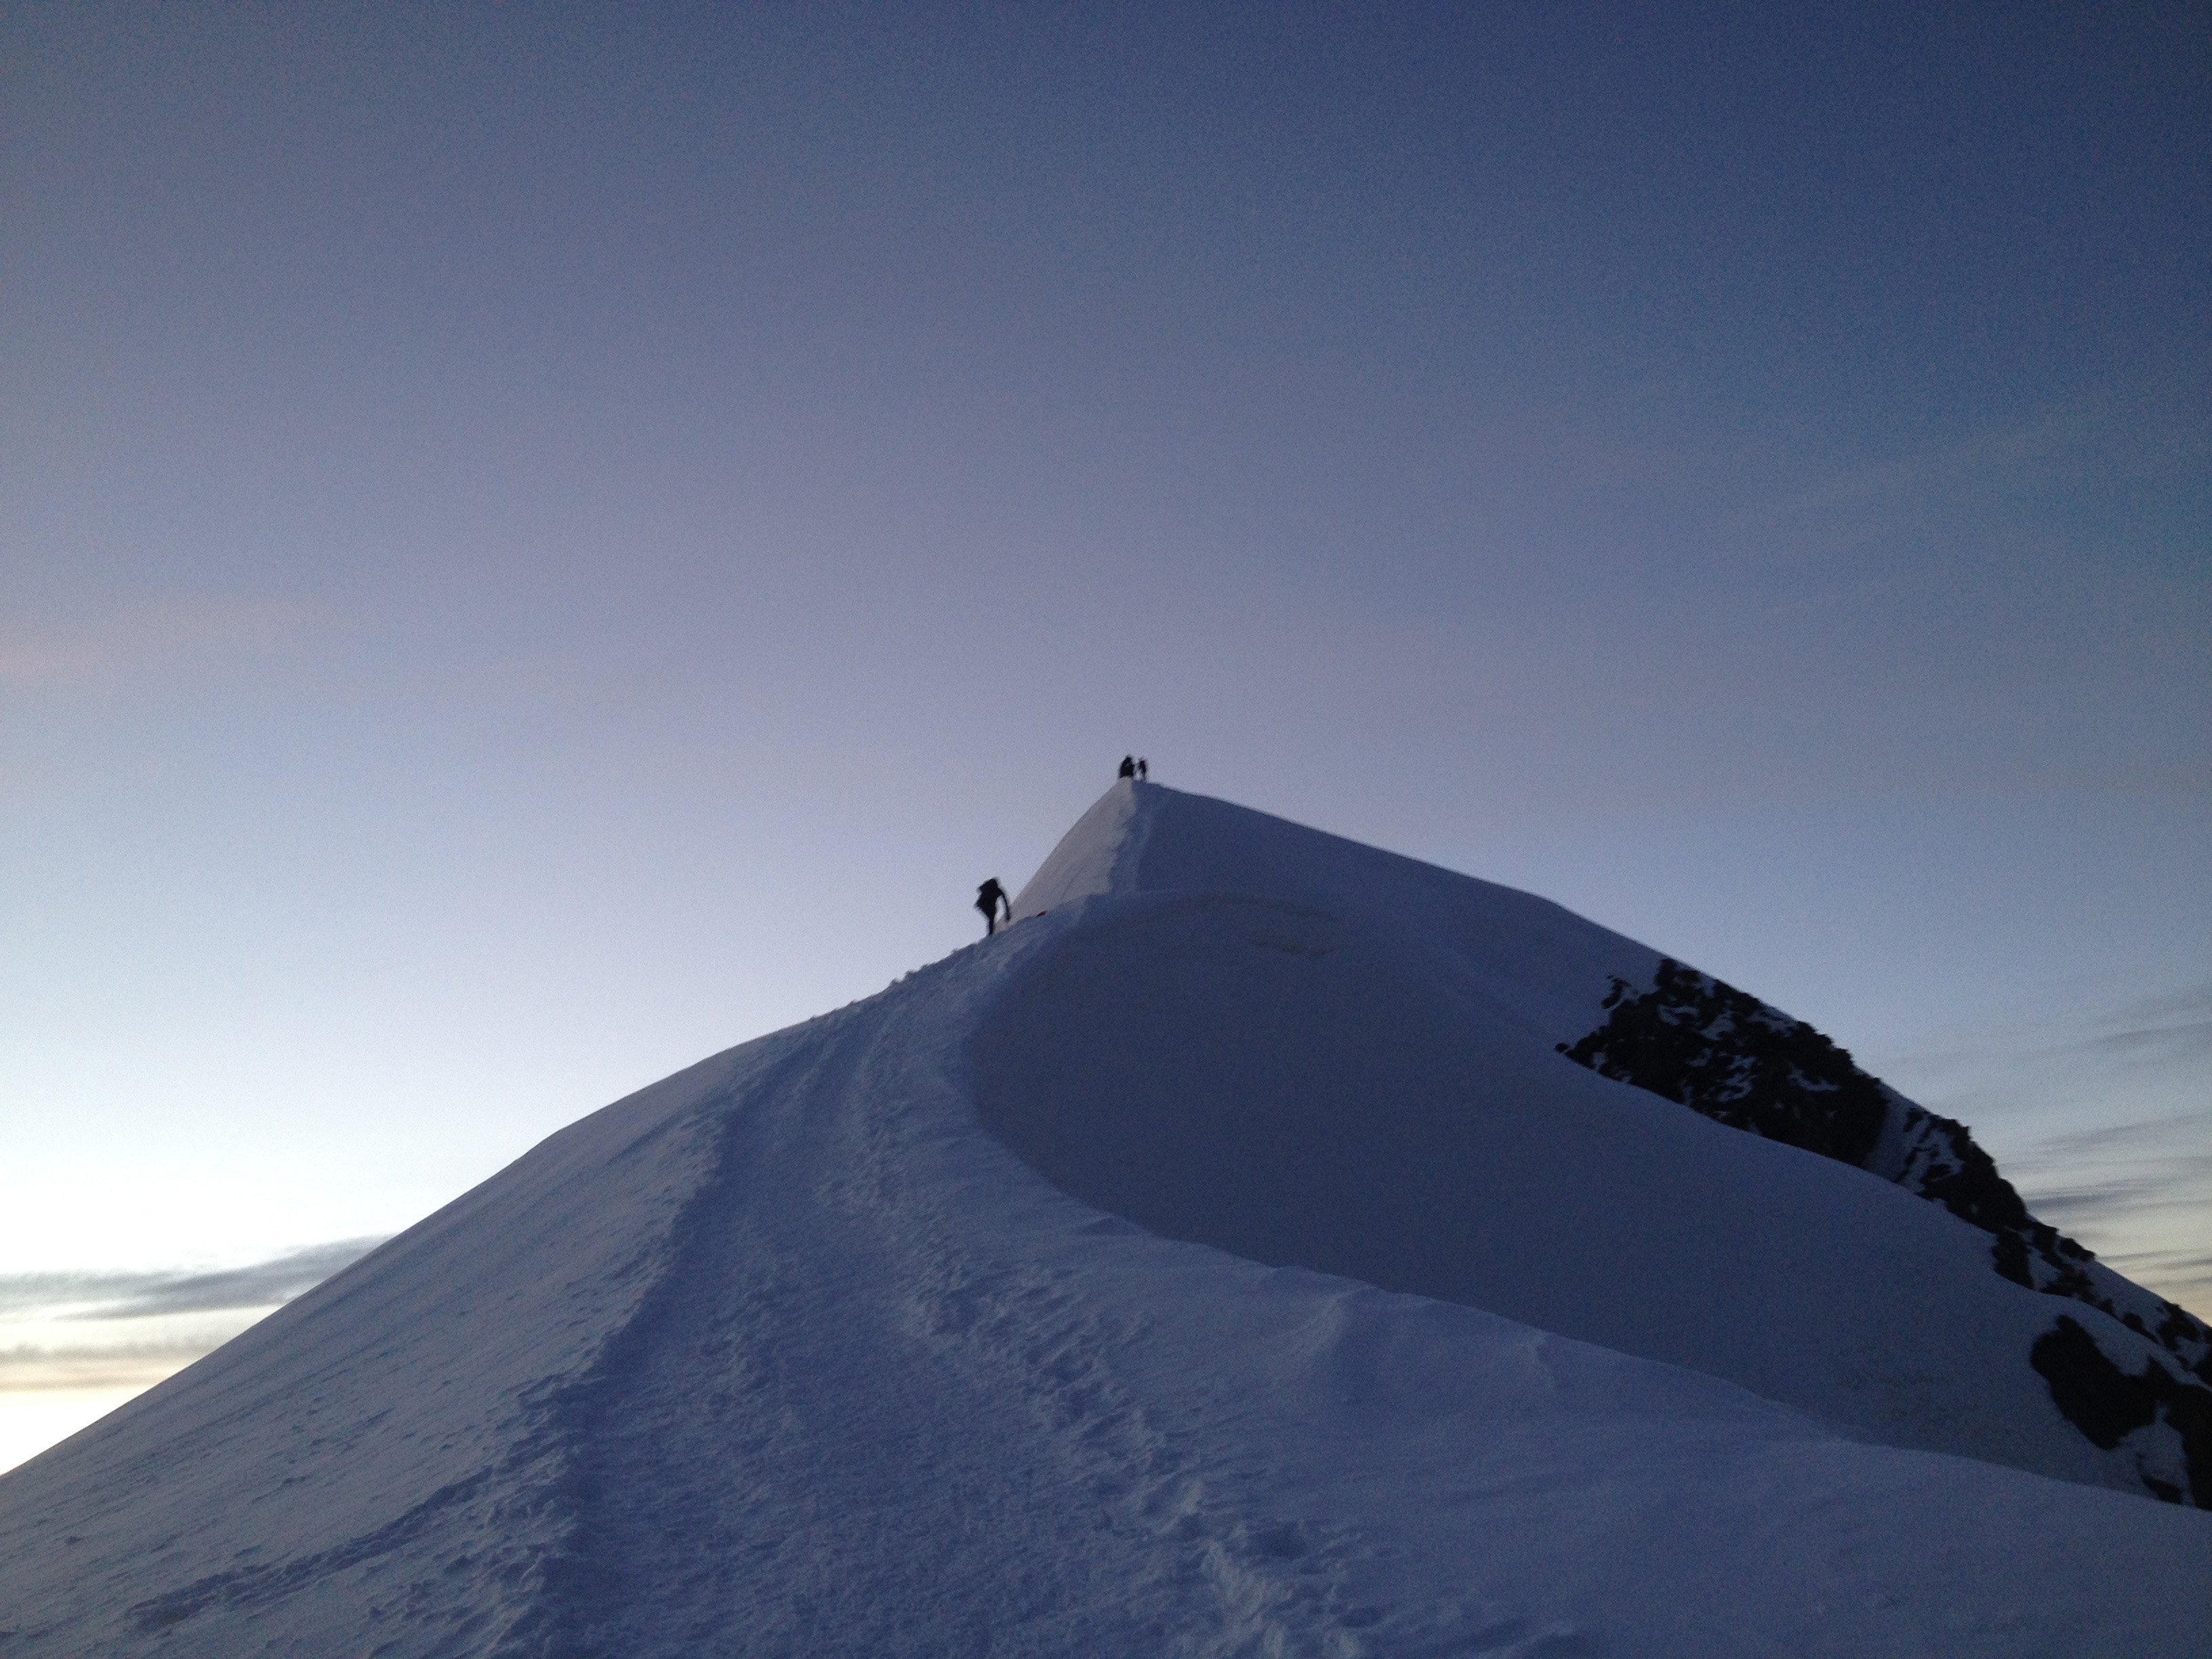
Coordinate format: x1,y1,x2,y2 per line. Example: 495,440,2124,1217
967,820,2201,1504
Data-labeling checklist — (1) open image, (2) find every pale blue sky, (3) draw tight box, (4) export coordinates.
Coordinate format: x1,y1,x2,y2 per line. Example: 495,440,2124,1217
3,3,2206,1460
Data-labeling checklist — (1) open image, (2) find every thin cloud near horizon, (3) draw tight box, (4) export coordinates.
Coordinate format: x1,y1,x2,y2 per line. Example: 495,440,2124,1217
1874,983,2212,1078
0,1237,390,1397
0,1339,223,1395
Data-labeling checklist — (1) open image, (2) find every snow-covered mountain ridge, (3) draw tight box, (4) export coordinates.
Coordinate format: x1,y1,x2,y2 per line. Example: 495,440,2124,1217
1,781,2205,1658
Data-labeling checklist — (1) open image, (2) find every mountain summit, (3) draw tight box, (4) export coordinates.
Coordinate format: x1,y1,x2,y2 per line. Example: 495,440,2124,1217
3,782,2206,1657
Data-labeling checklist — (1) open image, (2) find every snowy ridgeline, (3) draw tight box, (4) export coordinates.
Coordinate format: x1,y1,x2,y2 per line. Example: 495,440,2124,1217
0,781,2206,1658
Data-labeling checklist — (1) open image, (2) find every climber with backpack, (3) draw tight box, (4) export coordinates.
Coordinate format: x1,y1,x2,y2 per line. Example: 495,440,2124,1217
975,878,1012,937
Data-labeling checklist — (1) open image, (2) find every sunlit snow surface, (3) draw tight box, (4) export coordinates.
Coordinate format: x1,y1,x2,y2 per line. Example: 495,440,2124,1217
1,782,2205,1657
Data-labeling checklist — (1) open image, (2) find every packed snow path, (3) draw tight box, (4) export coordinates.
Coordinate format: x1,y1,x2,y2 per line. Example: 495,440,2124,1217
1,782,2205,1657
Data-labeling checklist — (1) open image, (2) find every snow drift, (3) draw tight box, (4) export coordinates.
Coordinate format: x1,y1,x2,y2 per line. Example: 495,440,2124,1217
1,781,2205,1658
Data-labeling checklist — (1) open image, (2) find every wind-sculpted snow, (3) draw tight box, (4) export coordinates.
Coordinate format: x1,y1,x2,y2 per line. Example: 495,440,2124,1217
1013,783,2211,1506
2,781,2207,1656
971,888,2171,1500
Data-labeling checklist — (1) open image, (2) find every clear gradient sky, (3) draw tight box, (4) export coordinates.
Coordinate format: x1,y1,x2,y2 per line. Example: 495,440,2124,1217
3,2,2207,1469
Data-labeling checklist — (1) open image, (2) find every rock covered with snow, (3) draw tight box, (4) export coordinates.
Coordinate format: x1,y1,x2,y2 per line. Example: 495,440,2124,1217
1,780,2206,1657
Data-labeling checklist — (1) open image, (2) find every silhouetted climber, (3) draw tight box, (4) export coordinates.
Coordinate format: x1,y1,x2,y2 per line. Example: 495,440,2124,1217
975,877,1011,937
1118,755,1136,779
1136,757,1148,781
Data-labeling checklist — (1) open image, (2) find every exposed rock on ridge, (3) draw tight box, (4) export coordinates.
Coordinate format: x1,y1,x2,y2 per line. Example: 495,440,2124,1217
1559,956,2212,1505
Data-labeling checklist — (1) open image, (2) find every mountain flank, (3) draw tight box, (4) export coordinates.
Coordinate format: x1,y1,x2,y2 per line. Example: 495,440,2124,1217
2,780,2204,1657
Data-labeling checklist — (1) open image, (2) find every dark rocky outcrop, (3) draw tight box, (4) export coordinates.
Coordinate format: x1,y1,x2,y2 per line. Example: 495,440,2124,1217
1560,958,2212,1505
1883,1105,2109,1314
1557,960,1887,1166
2031,1317,2212,1507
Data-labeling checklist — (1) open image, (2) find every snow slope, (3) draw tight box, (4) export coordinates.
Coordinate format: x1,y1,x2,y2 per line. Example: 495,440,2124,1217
1,781,2205,1657
995,783,2211,1504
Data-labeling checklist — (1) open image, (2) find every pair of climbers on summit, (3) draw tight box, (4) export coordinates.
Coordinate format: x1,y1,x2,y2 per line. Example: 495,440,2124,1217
1118,755,1149,781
